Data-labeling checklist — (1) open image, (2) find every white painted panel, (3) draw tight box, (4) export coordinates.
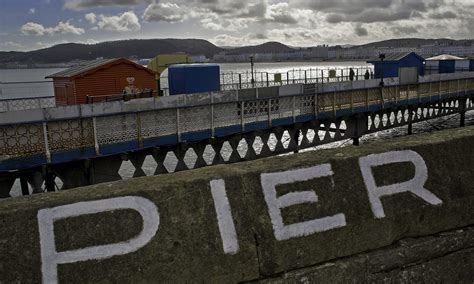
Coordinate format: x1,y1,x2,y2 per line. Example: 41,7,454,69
455,60,470,69
279,84,303,96
399,67,418,85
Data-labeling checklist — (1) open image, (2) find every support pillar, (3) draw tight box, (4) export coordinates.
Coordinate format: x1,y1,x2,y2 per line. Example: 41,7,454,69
293,128,301,154
28,171,44,194
44,171,56,192
459,97,467,127
350,114,368,146
408,107,413,135
0,176,15,198
20,177,29,196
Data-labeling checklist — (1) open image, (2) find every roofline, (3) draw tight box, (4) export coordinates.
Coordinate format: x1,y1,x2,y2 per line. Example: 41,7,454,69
367,52,425,63
46,58,156,79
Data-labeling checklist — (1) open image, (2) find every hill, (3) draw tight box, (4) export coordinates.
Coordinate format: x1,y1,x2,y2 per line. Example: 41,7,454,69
225,41,294,55
356,38,474,49
0,39,223,64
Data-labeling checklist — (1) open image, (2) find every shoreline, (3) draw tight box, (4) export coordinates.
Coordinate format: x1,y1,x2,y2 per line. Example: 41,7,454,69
0,59,372,70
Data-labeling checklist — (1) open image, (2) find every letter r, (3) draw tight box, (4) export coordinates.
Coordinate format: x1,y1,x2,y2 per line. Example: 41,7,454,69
359,150,443,219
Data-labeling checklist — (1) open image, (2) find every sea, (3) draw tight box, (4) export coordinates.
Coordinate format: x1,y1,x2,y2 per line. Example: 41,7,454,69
1,62,472,196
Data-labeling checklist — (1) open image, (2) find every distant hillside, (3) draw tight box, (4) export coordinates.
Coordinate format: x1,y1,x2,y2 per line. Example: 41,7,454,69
1,38,472,65
225,42,294,55
0,39,223,64
356,38,474,49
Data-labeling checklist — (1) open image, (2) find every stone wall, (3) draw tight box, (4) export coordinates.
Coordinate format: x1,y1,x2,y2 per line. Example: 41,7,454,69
0,126,473,283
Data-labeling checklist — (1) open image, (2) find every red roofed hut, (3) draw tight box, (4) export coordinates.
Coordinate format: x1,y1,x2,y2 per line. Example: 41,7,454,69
46,58,156,105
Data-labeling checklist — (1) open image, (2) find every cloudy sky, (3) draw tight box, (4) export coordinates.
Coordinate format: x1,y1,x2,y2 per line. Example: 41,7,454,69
0,0,472,51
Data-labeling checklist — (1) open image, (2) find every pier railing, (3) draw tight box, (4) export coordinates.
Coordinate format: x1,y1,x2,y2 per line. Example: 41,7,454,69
0,96,56,112
0,72,473,169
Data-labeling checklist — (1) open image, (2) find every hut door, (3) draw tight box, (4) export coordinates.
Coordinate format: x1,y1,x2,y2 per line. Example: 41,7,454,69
65,83,74,105
399,67,418,85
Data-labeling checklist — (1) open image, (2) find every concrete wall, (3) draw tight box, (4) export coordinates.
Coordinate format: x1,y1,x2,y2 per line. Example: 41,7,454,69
0,126,473,283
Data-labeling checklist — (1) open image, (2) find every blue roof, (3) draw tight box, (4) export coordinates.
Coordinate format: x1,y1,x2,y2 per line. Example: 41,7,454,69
169,63,219,68
367,52,425,63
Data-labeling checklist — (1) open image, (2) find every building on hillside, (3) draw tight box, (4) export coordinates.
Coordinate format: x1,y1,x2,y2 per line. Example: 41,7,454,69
425,54,470,74
367,52,425,79
46,58,156,105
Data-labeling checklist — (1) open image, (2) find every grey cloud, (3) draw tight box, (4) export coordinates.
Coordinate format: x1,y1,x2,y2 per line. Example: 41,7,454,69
294,0,393,14
354,24,368,36
64,0,147,10
295,0,439,24
392,25,421,35
428,11,457,19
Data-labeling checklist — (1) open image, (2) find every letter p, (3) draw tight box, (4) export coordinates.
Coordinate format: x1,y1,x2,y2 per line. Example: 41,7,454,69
37,196,160,284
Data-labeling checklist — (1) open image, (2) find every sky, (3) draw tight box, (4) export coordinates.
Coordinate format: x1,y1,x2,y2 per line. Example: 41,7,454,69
0,0,473,51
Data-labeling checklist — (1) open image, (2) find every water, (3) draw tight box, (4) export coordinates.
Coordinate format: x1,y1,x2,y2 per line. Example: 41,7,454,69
0,68,64,99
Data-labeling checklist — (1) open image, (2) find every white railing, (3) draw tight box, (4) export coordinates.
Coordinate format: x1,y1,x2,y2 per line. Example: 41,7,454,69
0,73,473,163
0,97,56,112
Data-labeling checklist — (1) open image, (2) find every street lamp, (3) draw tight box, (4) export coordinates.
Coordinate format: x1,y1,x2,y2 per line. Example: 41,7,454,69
379,53,385,87
250,55,255,87
378,53,386,108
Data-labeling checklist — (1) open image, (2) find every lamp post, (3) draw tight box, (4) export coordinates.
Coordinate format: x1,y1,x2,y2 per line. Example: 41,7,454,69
379,53,385,87
250,55,255,88
379,53,385,108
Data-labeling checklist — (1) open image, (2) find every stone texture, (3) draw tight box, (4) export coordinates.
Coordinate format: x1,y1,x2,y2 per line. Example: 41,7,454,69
0,126,472,283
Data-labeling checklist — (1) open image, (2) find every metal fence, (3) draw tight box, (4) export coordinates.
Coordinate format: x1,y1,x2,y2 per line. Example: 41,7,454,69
1,76,473,162
160,67,373,96
0,96,56,112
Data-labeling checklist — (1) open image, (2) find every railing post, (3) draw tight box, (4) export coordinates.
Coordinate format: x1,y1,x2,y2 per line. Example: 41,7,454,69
350,91,354,114
406,85,410,103
457,79,460,96
239,74,242,89
305,70,307,84
429,81,432,102
439,80,442,101
314,92,318,118
395,85,399,104
417,84,421,103
136,113,143,148
240,101,245,131
366,89,369,110
268,99,272,128
465,78,468,95
42,122,51,163
266,72,269,87
287,72,290,85
292,96,296,123
176,108,181,143
211,94,215,137
92,117,100,155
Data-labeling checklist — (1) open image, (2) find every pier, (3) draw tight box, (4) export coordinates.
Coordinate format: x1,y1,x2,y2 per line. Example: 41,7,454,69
0,72,473,196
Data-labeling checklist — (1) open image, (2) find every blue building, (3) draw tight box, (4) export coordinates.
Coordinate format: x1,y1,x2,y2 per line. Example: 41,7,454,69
426,54,470,74
168,64,220,96
367,52,425,79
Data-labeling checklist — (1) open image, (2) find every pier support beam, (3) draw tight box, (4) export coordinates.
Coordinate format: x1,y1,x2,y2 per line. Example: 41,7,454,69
20,177,29,195
459,98,467,127
408,107,414,135
0,176,15,198
350,114,367,146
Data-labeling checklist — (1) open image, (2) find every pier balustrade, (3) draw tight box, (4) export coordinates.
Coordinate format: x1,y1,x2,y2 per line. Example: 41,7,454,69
0,73,473,173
